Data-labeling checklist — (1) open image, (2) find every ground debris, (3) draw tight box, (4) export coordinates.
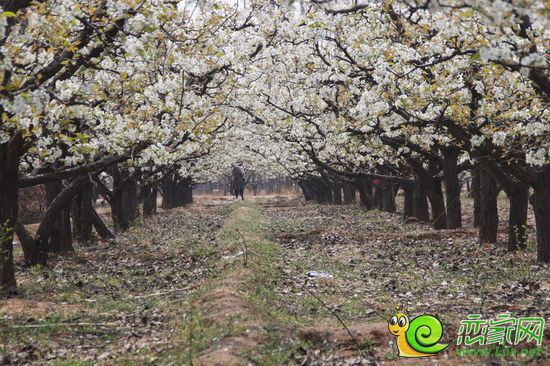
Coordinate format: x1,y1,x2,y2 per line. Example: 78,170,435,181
3,204,227,365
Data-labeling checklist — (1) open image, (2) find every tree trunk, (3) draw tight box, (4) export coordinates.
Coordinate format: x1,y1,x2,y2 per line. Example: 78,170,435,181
45,180,73,253
382,180,396,213
409,160,446,229
142,186,158,216
311,181,322,203
31,176,89,265
413,176,430,222
342,183,355,204
111,191,127,231
322,179,333,203
161,175,176,209
325,183,333,203
373,183,383,210
14,222,42,266
162,175,193,209
312,178,332,203
530,184,550,263
162,175,192,208
442,147,462,228
175,180,186,206
507,182,529,251
57,202,72,252
0,136,22,294
402,180,414,219
471,166,481,228
299,181,312,201
479,166,499,243
332,182,342,205
355,178,373,210
91,208,114,239
72,177,93,242
124,178,139,221
308,184,318,202
427,180,447,230
182,177,193,204
111,167,139,231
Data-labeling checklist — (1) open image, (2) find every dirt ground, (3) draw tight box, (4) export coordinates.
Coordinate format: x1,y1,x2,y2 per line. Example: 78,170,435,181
1,194,548,365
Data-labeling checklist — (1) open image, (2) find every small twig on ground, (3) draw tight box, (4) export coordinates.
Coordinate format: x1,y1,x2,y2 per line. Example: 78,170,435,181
235,229,248,268
301,279,379,366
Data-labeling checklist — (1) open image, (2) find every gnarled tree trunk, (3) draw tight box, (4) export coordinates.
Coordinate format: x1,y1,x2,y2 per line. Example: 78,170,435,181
182,177,193,205
483,163,530,251
479,166,499,243
142,186,158,217
507,182,529,251
91,208,114,239
413,176,429,222
531,182,550,263
111,166,139,231
373,183,383,210
309,177,332,203
409,160,446,228
299,181,313,201
442,147,462,228
30,176,89,265
161,175,177,209
332,181,342,205
381,180,396,213
0,135,22,295
72,177,94,242
44,180,73,253
427,180,447,230
471,166,481,228
354,178,373,210
342,183,355,204
402,180,414,219
14,222,42,267
162,175,193,208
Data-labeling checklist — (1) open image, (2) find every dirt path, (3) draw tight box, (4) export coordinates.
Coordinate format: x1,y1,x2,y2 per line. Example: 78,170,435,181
192,201,385,365
194,205,269,365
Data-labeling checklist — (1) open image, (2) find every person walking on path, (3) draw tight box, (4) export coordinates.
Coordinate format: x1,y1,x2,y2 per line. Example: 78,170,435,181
232,162,245,200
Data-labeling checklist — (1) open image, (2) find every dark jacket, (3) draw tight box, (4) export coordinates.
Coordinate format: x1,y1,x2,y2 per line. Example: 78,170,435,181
232,166,245,190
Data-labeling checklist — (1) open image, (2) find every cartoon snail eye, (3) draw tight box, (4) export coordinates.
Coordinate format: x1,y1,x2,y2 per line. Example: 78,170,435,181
398,316,407,327
390,316,398,325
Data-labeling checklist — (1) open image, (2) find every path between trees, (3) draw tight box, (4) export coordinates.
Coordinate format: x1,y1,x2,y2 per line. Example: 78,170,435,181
194,202,383,365
1,196,548,365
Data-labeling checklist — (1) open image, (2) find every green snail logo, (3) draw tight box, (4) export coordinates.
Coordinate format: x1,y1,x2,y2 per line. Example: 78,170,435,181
387,306,449,358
